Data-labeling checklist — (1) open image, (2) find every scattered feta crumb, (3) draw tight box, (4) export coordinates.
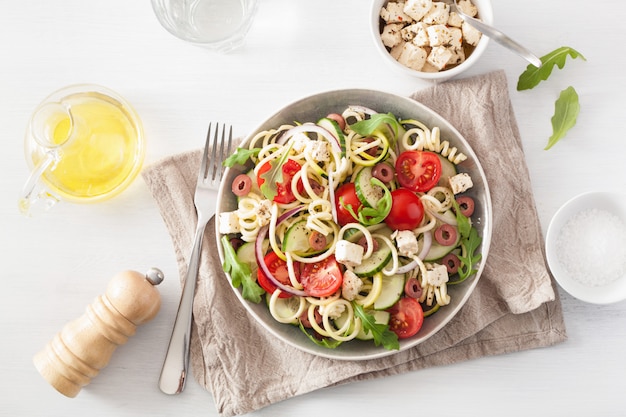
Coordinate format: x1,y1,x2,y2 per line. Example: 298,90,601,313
425,264,449,286
395,230,420,257
305,140,331,162
448,172,474,194
254,199,273,226
335,240,365,267
342,270,363,301
219,211,240,234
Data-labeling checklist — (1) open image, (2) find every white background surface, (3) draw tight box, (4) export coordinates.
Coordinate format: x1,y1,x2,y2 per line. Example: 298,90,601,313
2,1,626,416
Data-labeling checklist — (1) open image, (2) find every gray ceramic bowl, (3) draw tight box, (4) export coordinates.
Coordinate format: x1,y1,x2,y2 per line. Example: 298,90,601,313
215,89,492,360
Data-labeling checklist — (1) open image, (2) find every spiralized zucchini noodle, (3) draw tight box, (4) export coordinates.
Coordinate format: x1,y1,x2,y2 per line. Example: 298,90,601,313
220,105,479,348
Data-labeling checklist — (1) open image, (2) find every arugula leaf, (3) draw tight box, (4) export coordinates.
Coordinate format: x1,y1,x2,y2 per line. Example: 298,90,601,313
353,303,399,350
452,199,471,239
456,227,482,282
298,322,343,349
342,178,392,226
349,113,400,140
517,46,586,91
450,200,481,283
220,235,265,303
545,86,580,150
259,142,293,201
223,147,260,167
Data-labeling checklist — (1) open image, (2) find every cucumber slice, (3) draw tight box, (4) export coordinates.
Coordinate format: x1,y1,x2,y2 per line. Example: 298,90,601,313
356,310,390,340
355,166,384,208
317,117,346,156
236,241,257,264
436,153,458,187
352,237,392,277
421,212,461,261
374,274,405,310
334,309,390,340
282,219,332,256
237,240,269,274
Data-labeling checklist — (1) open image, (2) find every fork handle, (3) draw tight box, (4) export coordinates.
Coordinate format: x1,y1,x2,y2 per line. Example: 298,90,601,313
158,220,208,395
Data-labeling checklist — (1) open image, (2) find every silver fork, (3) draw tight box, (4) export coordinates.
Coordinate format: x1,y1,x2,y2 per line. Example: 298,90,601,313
158,122,232,395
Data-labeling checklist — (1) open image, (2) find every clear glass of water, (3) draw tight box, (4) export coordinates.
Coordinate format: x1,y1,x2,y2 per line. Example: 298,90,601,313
151,0,258,53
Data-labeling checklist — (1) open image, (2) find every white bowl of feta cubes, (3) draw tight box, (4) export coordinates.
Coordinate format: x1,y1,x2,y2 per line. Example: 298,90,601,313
371,0,493,81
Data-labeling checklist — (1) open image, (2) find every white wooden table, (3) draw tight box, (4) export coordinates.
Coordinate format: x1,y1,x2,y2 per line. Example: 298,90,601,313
2,1,625,415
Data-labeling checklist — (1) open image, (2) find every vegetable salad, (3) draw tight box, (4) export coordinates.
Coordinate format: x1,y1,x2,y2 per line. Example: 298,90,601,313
219,106,482,350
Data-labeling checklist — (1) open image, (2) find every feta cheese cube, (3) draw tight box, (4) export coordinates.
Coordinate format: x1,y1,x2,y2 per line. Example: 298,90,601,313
448,46,465,65
341,270,363,301
393,230,419,257
380,2,412,24
403,0,433,22
427,46,453,70
218,211,240,234
422,2,450,25
381,23,404,48
291,133,311,153
335,240,365,267
254,199,273,226
397,42,428,71
447,11,464,27
305,140,330,162
426,24,451,46
448,172,474,194
462,21,482,46
425,264,449,286
457,0,478,17
319,302,346,319
401,22,429,46
448,27,463,48
389,42,405,60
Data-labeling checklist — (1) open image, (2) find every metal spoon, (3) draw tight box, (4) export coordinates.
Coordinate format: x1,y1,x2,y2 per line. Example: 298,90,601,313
448,0,542,67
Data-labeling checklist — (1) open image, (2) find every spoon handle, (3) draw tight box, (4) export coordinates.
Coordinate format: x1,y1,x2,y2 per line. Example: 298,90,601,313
463,14,541,67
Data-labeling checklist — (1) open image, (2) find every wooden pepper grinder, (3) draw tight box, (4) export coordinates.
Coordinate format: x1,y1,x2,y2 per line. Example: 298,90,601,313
33,268,164,397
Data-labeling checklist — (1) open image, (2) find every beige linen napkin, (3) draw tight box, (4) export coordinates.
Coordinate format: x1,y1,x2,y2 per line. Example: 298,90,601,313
143,70,567,416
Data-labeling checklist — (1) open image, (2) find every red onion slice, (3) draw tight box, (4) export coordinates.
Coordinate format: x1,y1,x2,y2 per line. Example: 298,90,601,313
276,123,341,153
255,206,308,297
395,231,432,274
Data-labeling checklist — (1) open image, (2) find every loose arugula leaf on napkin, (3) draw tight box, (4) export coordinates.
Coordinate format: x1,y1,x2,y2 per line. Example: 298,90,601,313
517,46,586,91
545,86,580,150
221,236,265,303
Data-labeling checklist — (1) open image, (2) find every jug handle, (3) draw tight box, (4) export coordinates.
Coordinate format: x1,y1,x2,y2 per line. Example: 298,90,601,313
18,151,60,216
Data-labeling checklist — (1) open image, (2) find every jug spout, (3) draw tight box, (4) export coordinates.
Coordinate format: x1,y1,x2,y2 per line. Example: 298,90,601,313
18,151,60,216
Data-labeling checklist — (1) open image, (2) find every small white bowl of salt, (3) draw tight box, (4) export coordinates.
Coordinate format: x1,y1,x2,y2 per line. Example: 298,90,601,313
546,191,626,304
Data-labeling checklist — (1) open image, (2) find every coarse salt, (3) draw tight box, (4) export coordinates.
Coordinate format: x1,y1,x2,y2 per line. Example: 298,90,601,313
556,208,626,287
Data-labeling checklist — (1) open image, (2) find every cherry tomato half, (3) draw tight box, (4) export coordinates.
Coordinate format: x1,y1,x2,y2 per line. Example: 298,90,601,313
257,251,300,298
384,188,424,231
257,159,304,204
387,297,424,339
334,182,363,226
395,151,442,192
300,255,343,298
